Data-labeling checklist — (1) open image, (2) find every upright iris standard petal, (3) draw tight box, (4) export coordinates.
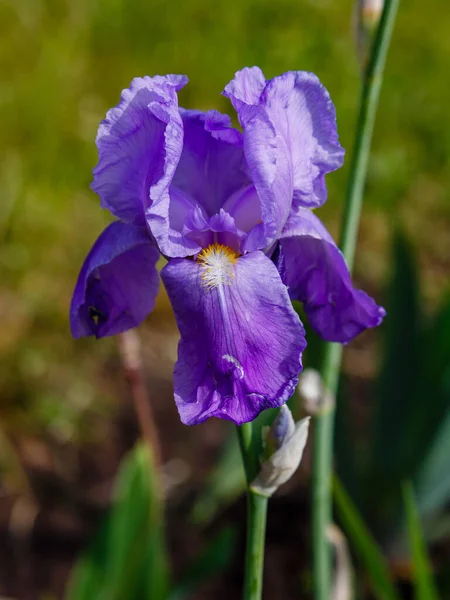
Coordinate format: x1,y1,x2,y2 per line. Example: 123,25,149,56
280,207,385,343
222,66,267,111
149,109,249,257
174,110,247,217
70,221,160,339
224,71,288,249
92,75,187,225
161,247,306,425
260,71,345,209
223,67,345,247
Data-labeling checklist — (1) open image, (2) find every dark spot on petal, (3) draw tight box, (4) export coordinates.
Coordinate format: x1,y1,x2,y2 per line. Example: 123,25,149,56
88,305,108,326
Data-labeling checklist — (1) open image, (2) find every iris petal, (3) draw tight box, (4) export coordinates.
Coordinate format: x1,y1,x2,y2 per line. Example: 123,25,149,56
92,75,187,225
224,67,344,249
70,222,160,338
223,66,266,111
161,249,306,425
261,71,345,209
280,207,386,343
148,109,248,257
172,109,247,216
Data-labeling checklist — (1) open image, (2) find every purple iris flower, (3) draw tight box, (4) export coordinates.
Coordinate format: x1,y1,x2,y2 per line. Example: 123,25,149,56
70,67,385,426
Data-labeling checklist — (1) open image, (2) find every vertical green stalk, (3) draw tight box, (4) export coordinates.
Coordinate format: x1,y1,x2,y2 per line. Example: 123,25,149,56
312,1,400,599
244,492,268,600
312,344,343,600
237,422,268,600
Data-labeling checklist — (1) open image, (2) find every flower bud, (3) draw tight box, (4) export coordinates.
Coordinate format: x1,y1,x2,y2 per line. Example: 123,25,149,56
298,368,334,415
251,406,310,497
354,0,384,68
266,403,295,450
360,0,384,30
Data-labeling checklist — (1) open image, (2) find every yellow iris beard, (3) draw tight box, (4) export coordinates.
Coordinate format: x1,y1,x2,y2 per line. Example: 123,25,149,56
197,243,240,289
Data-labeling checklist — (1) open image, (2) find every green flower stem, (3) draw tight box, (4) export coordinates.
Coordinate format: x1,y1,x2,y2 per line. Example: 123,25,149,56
244,492,268,600
312,344,343,600
312,1,400,599
237,422,268,600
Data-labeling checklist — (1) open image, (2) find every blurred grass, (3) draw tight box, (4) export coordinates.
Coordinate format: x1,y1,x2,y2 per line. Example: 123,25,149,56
1,0,449,437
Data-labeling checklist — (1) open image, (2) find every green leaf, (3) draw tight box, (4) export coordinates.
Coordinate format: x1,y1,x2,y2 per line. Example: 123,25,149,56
371,236,450,492
362,232,423,537
191,427,246,525
366,233,450,537
422,294,450,389
169,526,237,600
413,296,450,517
351,232,450,543
292,300,323,370
402,482,440,600
190,409,278,525
333,476,400,600
415,408,450,516
372,231,422,481
334,376,361,507
66,442,169,600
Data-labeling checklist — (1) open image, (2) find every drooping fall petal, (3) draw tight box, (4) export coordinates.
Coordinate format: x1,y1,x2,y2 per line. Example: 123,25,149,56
161,248,306,425
280,207,385,343
70,222,160,338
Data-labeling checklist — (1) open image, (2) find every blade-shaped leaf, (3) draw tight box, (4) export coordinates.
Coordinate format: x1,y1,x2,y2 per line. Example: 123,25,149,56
334,376,361,507
333,476,401,600
372,231,422,480
413,296,450,516
356,233,450,542
191,427,246,525
366,232,424,536
65,518,111,600
169,526,237,600
66,442,169,600
191,409,279,525
292,300,323,370
415,408,450,516
402,482,439,600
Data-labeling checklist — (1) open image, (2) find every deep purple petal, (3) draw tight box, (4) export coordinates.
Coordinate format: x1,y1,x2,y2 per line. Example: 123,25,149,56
164,187,211,252
70,222,160,338
280,208,385,343
171,109,247,217
203,110,243,145
147,108,248,257
92,75,187,225
181,208,245,251
207,209,245,250
221,184,265,252
162,250,306,425
224,68,344,248
270,242,287,286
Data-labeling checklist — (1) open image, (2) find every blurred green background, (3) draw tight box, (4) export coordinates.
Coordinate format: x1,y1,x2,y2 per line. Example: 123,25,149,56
1,0,449,436
1,0,449,597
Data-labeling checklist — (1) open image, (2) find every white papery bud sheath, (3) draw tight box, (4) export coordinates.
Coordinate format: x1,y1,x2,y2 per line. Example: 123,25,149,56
251,407,310,497
298,368,334,415
354,0,385,68
360,0,384,28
